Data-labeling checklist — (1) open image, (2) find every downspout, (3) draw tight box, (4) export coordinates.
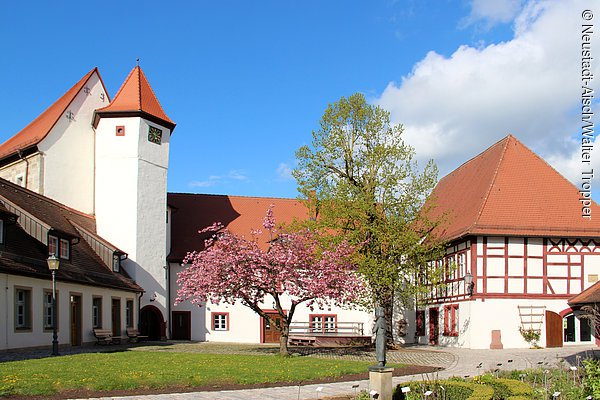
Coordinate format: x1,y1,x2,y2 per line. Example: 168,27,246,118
17,150,29,188
137,291,143,331
166,262,171,339
4,273,8,350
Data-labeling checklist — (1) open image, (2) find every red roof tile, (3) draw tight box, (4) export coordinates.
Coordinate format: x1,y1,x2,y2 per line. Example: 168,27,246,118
427,135,600,241
569,281,600,305
167,193,309,262
0,68,99,160
94,66,175,131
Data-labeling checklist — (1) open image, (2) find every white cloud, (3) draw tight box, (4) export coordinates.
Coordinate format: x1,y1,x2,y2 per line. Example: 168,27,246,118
276,163,293,180
228,170,248,181
376,0,600,189
461,0,526,28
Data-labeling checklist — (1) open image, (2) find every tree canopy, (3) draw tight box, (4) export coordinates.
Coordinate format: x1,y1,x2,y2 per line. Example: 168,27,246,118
293,93,445,341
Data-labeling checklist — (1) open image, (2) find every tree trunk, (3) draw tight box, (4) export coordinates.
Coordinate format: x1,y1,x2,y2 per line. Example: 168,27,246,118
382,293,395,346
279,324,290,356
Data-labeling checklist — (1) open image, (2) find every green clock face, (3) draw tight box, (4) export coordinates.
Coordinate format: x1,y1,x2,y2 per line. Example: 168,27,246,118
148,126,162,144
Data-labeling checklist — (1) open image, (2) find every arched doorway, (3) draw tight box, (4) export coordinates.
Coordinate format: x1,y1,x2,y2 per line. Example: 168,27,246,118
140,305,166,340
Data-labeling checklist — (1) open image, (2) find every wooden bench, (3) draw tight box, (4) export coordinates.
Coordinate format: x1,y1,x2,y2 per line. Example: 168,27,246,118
93,329,113,345
127,328,149,343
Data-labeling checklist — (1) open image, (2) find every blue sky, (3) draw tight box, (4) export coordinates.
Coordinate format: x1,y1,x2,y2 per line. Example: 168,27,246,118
0,0,598,199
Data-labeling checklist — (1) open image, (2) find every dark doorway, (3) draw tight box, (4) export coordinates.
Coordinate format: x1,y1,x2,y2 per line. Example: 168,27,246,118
546,310,563,348
428,308,439,345
172,311,191,340
140,305,165,340
112,299,121,337
262,313,282,343
70,294,82,346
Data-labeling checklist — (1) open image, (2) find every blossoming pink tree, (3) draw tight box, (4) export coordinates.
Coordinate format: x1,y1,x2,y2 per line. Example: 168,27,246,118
176,206,365,355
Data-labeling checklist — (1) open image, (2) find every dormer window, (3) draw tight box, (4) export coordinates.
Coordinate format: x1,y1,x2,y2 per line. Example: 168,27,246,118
48,235,70,260
60,239,70,259
48,235,58,256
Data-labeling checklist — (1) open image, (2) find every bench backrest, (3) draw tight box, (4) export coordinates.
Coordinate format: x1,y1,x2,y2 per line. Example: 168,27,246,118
93,329,112,336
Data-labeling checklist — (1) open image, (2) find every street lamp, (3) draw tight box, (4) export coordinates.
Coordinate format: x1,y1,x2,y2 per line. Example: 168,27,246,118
47,254,60,356
464,272,474,296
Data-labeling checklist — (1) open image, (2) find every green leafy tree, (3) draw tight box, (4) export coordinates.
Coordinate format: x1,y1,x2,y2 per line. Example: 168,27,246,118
293,93,445,342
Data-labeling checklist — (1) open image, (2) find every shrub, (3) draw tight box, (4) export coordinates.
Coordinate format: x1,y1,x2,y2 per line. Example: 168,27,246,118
583,359,600,398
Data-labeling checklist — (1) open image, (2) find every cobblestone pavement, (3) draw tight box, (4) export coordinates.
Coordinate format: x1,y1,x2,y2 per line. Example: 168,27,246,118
1,341,595,399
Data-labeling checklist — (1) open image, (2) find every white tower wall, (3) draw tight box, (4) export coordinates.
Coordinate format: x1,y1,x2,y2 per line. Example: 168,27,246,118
95,115,170,328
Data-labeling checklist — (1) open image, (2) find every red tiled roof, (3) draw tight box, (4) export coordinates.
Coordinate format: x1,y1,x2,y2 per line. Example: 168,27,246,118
0,68,99,160
167,193,309,262
427,135,600,241
94,66,175,131
569,281,600,305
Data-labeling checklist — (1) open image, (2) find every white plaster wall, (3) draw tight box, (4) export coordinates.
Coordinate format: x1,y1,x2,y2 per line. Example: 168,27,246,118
1,273,137,350
38,72,108,214
95,116,170,335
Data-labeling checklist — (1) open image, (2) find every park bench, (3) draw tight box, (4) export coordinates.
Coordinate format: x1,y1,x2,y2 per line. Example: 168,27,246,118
127,328,148,343
93,329,113,345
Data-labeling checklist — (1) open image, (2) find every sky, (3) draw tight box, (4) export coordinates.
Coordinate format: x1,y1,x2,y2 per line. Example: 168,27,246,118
0,0,599,200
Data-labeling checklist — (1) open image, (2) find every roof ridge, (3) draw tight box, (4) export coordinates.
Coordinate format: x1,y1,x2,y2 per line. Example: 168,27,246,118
167,192,302,201
468,135,512,234
0,67,98,160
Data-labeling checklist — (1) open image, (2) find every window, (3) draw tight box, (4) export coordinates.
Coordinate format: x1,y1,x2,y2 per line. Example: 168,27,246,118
15,288,31,330
92,297,102,328
59,239,70,259
48,235,58,256
310,314,337,333
15,173,24,187
415,310,425,336
0,219,4,244
43,290,58,330
126,300,134,328
212,312,228,331
443,304,459,336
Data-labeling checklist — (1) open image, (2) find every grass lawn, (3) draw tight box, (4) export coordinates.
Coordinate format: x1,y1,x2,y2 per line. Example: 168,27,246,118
0,350,400,397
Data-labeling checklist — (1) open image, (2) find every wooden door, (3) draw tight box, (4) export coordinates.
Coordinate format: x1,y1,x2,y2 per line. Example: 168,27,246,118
546,310,563,348
428,308,439,345
111,299,121,337
263,313,282,343
172,311,191,340
70,295,81,346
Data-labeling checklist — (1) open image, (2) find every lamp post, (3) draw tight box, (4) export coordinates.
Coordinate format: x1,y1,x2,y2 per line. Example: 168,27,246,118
464,272,474,296
47,254,60,356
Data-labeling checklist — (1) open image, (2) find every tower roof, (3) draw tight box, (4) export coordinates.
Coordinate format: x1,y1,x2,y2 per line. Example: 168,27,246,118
427,135,600,241
0,68,100,161
93,66,175,131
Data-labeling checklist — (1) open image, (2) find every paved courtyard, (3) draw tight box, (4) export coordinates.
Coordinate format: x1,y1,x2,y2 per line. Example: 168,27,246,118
20,341,587,400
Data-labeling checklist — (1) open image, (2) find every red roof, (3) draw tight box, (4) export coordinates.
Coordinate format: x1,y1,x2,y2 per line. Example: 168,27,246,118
427,135,600,241
0,68,99,160
94,66,175,131
569,280,600,305
167,193,309,262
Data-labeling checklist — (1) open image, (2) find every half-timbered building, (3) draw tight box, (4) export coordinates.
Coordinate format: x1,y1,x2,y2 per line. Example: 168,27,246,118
403,135,600,349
